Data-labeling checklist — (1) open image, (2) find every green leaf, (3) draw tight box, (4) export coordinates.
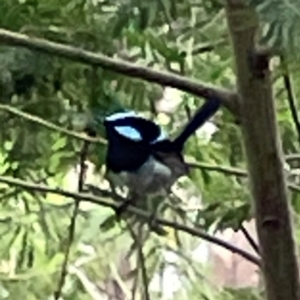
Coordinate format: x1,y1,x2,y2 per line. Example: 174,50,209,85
51,137,67,151
246,0,300,51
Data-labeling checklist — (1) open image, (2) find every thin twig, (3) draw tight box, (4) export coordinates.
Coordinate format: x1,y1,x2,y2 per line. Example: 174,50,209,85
280,55,300,146
191,39,227,55
54,141,90,299
2,96,300,171
0,175,261,266
187,161,247,177
136,240,150,300
127,224,150,300
0,104,105,144
240,224,260,255
187,161,300,193
286,154,300,163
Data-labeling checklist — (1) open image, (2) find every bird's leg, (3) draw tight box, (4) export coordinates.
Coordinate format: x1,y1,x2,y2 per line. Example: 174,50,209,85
109,180,119,198
104,169,128,221
115,197,134,220
115,166,149,219
147,191,168,235
115,187,141,220
104,169,118,195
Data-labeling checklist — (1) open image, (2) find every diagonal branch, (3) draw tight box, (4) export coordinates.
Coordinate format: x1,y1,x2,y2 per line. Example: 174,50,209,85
4,101,300,194
240,224,260,255
0,104,105,144
0,175,260,267
3,101,300,177
0,29,238,114
54,141,90,299
3,102,300,169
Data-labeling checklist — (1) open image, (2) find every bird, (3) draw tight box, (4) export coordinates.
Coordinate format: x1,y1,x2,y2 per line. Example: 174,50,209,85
103,97,221,216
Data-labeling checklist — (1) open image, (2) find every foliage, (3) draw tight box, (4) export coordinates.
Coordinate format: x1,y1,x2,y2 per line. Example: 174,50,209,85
246,0,300,53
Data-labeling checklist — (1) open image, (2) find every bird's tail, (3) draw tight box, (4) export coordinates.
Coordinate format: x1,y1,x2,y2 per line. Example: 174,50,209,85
172,97,220,151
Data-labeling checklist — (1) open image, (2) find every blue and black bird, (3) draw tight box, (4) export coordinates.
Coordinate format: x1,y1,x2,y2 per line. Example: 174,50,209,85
103,97,221,214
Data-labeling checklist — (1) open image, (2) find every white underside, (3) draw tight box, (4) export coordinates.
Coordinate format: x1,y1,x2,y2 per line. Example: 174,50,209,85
109,156,172,196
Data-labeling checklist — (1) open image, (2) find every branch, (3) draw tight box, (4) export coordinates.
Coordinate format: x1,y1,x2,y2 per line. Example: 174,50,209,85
191,39,227,56
3,100,300,180
0,29,237,113
0,104,105,145
0,175,260,267
280,56,300,146
286,154,300,163
226,1,300,299
4,103,300,173
187,161,247,177
127,224,150,300
188,161,300,194
240,224,260,255
4,100,300,170
54,141,90,299
56,70,96,299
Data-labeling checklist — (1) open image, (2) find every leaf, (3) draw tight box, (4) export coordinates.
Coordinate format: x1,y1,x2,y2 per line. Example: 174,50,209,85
111,4,132,37
47,253,64,273
51,136,67,151
48,154,60,173
246,0,300,51
150,39,183,62
99,214,117,232
139,7,150,30
204,202,221,212
216,204,251,231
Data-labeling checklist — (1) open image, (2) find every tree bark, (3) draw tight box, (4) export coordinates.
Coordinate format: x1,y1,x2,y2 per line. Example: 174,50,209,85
225,1,300,300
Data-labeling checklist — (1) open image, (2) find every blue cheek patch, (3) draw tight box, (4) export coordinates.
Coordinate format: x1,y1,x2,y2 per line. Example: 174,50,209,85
106,110,168,143
106,111,137,122
115,126,142,141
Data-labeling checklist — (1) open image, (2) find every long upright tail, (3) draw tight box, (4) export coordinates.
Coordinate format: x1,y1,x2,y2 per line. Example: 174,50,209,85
172,97,221,151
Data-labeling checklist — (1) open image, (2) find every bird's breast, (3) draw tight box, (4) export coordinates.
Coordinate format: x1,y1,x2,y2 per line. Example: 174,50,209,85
109,153,188,197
